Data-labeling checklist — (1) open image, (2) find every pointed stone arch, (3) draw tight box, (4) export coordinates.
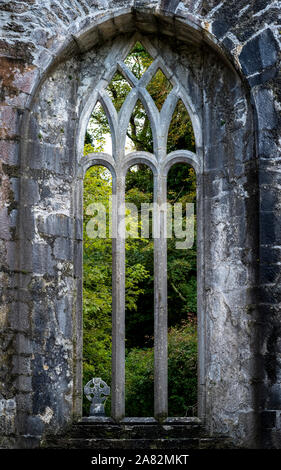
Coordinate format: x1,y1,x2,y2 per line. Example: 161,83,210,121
17,9,258,447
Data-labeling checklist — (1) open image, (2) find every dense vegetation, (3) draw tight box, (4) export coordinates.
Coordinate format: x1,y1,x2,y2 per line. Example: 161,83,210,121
83,42,197,417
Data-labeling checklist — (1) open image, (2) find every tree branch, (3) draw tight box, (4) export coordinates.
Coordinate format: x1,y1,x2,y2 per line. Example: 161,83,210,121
171,282,186,302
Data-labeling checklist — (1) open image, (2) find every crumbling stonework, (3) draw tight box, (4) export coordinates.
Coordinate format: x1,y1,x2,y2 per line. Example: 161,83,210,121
0,0,280,449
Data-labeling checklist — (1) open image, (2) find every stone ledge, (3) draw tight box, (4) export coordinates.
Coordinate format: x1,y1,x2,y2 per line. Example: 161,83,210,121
41,436,233,450
77,416,201,425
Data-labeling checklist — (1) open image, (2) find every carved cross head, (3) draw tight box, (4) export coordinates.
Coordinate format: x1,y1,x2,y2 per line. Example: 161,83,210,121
84,378,111,417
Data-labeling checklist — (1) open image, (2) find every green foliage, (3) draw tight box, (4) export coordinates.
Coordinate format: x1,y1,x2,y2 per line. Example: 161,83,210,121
126,165,154,202
107,72,131,112
124,41,153,79
146,68,173,111
85,103,110,153
127,100,153,152
125,322,197,417
125,347,154,417
167,321,197,416
85,130,93,145
167,100,196,153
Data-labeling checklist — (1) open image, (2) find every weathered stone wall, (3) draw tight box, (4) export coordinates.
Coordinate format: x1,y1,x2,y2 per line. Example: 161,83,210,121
0,0,280,449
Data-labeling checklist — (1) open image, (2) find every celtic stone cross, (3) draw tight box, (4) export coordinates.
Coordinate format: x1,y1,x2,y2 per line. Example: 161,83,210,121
84,378,110,416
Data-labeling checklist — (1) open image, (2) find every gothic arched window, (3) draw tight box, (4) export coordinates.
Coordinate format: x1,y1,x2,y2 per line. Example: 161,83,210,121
79,36,200,421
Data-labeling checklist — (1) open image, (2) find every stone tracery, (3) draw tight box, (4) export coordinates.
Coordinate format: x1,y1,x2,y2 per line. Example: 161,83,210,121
80,36,199,421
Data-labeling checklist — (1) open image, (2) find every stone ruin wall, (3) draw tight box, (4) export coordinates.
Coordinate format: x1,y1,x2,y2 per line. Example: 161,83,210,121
0,0,280,449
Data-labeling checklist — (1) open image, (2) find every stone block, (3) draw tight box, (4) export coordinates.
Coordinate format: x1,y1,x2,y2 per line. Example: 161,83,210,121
37,214,73,238
6,241,18,271
28,142,73,175
159,0,180,13
12,64,38,95
10,177,19,202
260,285,281,304
260,246,281,265
17,375,32,393
0,140,19,166
75,218,83,241
0,106,18,139
260,212,281,245
55,296,73,338
254,88,277,131
15,393,33,414
33,302,54,338
248,67,277,87
12,356,32,376
212,20,230,39
54,237,73,261
268,384,281,410
261,411,276,428
0,207,11,241
32,243,55,275
20,207,35,240
21,178,40,205
16,333,33,355
260,265,281,284
9,209,18,228
9,302,30,332
258,130,279,159
25,415,45,435
260,189,280,212
239,29,278,76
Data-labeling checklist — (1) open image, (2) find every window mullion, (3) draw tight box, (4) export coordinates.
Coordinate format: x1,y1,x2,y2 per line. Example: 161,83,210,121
154,171,168,420
111,172,126,421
